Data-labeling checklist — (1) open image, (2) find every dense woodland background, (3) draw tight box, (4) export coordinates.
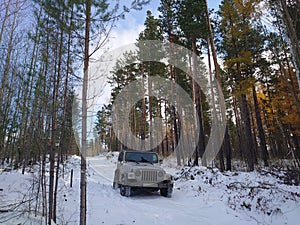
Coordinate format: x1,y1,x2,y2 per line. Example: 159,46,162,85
1,0,300,171
0,0,300,224
95,0,300,171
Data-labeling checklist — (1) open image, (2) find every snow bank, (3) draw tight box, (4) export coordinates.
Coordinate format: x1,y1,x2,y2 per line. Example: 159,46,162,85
1,153,300,225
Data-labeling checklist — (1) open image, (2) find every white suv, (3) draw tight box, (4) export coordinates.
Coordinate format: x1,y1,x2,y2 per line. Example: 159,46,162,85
113,150,173,197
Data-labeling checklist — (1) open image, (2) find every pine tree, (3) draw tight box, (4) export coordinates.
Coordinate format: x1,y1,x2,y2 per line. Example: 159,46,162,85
176,0,209,166
218,0,266,171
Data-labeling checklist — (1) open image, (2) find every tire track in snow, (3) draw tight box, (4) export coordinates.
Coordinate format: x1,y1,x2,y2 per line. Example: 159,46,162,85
87,157,114,184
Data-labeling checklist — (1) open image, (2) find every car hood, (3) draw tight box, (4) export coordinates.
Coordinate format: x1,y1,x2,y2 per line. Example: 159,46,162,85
123,162,164,171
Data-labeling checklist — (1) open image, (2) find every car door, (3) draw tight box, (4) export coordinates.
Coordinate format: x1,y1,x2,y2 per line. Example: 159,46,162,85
114,151,124,183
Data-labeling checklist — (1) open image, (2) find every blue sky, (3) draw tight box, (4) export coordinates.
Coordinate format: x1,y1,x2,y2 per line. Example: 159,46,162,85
109,0,222,49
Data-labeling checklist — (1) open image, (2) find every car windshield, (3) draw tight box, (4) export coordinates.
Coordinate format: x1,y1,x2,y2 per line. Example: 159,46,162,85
125,152,158,164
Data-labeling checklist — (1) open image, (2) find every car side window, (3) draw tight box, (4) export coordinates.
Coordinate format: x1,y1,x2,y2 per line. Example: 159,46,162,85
118,152,123,162
152,154,158,163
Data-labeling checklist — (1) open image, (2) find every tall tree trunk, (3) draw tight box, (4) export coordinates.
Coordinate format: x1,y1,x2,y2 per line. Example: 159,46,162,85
0,0,19,102
250,105,259,164
280,0,300,84
240,93,255,171
188,48,199,165
147,66,153,150
168,40,180,164
204,0,232,169
164,100,169,156
252,86,269,166
272,24,300,114
141,64,147,146
191,38,205,166
0,0,11,45
0,0,19,159
48,20,63,222
207,38,225,171
41,153,47,220
53,154,60,222
157,100,164,155
224,127,232,170
80,1,91,224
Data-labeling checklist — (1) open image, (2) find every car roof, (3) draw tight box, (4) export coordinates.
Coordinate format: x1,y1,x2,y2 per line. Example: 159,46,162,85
121,150,156,154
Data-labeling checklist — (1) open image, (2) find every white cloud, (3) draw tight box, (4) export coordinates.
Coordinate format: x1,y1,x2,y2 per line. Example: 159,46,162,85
109,23,144,49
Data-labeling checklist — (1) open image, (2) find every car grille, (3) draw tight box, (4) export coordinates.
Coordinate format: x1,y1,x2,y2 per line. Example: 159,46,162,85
141,170,158,182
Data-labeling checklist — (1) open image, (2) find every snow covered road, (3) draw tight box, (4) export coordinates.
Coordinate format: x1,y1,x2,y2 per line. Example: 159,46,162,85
87,156,219,225
84,154,300,225
1,153,299,225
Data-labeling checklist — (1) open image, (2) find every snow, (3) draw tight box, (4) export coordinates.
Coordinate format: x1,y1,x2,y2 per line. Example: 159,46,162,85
1,153,300,225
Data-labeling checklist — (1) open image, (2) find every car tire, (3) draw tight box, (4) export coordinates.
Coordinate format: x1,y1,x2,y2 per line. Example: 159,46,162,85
120,185,131,197
160,185,173,198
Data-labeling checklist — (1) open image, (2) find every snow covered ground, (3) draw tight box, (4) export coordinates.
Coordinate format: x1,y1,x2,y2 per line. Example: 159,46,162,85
1,153,300,225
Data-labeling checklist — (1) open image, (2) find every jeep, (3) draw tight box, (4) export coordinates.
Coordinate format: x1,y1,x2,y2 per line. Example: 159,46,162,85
113,150,174,197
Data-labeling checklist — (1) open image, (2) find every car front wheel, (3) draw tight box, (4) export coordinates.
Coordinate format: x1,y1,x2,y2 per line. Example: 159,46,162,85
160,184,173,198
120,185,131,197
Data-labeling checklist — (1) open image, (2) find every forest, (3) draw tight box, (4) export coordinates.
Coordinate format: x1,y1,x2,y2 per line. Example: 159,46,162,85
0,0,300,225
95,0,300,171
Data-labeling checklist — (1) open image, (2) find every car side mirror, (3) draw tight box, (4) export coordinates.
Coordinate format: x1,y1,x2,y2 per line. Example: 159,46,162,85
159,159,163,164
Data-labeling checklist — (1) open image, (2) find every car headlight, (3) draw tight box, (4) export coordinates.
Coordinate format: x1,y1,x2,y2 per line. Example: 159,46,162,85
158,171,164,177
135,170,141,176
127,172,135,179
